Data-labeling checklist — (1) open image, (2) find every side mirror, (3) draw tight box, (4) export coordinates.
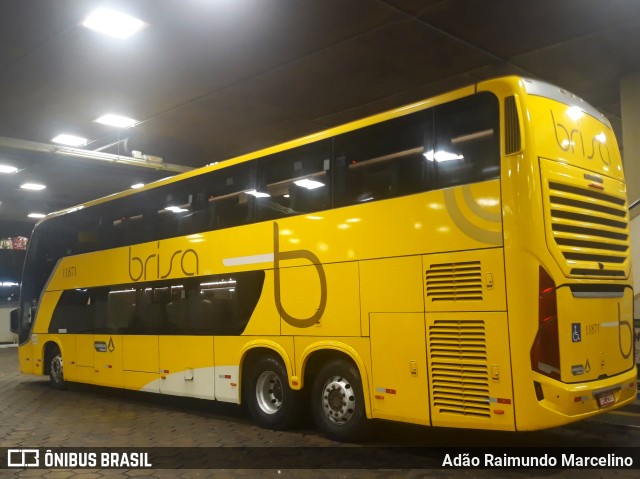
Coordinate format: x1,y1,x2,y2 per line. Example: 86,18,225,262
9,308,20,334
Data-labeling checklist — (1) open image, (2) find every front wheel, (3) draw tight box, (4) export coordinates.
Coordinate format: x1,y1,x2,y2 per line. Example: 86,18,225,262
244,355,302,430
49,348,66,390
311,359,370,442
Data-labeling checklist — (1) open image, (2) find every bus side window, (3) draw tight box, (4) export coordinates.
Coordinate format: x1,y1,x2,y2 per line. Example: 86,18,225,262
109,288,137,333
91,288,110,333
333,110,430,207
432,92,500,189
155,178,206,240
49,288,93,334
255,140,332,221
197,278,235,335
204,161,256,230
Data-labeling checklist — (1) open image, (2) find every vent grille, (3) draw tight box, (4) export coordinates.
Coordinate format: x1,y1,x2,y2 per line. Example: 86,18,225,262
504,96,521,155
547,180,629,278
426,261,482,302
429,319,490,417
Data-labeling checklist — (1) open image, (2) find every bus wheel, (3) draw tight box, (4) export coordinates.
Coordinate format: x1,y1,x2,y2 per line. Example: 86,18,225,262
244,355,301,430
311,359,369,442
49,347,66,390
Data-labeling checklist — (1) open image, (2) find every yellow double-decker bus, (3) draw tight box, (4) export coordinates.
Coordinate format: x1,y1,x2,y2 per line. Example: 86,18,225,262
11,76,636,441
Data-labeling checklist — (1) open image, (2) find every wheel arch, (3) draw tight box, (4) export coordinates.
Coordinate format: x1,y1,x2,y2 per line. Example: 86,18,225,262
239,340,295,402
299,342,372,419
42,340,62,376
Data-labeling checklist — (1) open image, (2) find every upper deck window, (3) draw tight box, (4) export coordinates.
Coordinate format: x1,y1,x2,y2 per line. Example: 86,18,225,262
431,92,500,189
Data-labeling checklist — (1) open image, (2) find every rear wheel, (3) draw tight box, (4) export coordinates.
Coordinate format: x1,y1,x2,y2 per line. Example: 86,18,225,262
49,347,66,390
244,355,301,430
311,359,370,442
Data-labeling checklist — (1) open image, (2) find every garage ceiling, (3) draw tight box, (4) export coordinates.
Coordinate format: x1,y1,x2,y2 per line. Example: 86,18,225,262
1,0,639,233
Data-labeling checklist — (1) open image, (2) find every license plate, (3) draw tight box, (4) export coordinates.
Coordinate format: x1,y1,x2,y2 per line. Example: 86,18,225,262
596,390,616,409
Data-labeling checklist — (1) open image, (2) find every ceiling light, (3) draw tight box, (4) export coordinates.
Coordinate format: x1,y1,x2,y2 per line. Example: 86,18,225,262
0,164,17,174
245,189,270,198
95,114,138,128
28,213,46,218
52,134,88,147
424,150,464,162
294,179,324,190
165,206,188,213
82,8,146,39
21,183,46,191
131,183,145,189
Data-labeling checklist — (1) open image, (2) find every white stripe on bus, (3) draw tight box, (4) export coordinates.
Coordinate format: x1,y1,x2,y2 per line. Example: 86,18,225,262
223,253,274,267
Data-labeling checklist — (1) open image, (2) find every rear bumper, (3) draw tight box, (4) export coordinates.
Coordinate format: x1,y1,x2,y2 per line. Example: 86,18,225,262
519,367,637,430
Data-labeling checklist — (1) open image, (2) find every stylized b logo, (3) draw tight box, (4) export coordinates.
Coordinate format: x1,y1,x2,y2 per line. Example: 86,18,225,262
273,222,327,328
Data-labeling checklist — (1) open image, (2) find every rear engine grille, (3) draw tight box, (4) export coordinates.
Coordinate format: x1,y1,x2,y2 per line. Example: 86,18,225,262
547,181,629,277
429,319,490,417
425,261,482,302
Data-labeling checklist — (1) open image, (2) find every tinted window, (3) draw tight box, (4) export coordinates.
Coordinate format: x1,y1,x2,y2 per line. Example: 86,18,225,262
105,192,155,248
334,111,431,206
49,287,109,334
154,178,207,240
256,140,332,221
50,272,265,336
203,161,256,229
431,92,500,188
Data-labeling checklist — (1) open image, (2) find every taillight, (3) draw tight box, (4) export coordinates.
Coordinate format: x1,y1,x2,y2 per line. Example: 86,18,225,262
530,267,560,380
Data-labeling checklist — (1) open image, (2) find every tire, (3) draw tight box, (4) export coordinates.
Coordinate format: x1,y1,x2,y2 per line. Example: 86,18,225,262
244,355,302,430
311,359,370,442
49,347,66,390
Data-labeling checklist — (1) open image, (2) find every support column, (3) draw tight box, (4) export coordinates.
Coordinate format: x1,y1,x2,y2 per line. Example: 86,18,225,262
621,73,640,206
621,74,640,344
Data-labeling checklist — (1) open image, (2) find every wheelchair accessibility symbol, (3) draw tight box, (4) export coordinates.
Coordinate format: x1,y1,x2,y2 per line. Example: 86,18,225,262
572,323,582,343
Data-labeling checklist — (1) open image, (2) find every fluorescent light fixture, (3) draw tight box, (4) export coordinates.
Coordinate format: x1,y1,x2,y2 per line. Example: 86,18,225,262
294,179,324,190
82,8,146,39
21,183,46,191
28,213,46,218
245,189,270,198
424,150,464,162
0,164,17,174
165,206,188,213
131,183,145,189
95,114,138,128
52,134,88,147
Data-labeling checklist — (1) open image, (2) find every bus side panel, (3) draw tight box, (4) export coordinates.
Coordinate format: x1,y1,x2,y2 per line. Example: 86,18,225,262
426,311,514,430
91,334,123,388
74,334,94,383
422,248,513,430
123,335,160,392
359,256,424,337
158,335,215,399
18,342,33,374
370,312,429,425
279,262,360,337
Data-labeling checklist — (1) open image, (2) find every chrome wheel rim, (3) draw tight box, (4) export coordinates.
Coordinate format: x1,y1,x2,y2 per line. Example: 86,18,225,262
51,355,63,383
321,375,356,425
255,371,283,415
